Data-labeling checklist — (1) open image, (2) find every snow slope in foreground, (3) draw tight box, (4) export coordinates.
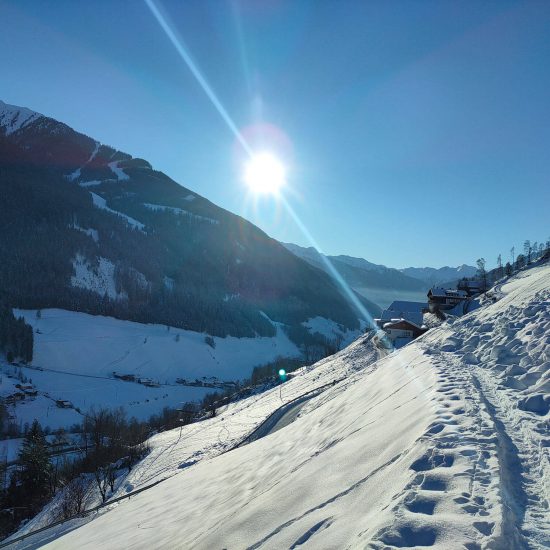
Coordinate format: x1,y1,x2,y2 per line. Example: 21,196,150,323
26,265,550,548
10,331,381,546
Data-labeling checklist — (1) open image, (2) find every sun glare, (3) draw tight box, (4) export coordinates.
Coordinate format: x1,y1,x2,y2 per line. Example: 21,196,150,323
244,152,286,195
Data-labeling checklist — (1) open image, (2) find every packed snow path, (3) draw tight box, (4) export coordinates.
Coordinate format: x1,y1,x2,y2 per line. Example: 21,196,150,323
19,265,550,549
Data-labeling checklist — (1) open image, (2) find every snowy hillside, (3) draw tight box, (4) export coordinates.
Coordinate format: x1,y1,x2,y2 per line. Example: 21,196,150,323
0,309,365,430
12,263,547,549
15,309,303,383
10,331,383,546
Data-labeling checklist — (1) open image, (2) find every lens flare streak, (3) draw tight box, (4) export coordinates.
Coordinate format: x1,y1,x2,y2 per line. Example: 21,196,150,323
144,0,253,157
145,0,380,334
279,194,376,326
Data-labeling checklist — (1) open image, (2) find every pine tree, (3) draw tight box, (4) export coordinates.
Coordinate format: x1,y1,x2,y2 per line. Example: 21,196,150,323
516,254,526,270
18,420,52,510
476,258,487,291
524,240,531,263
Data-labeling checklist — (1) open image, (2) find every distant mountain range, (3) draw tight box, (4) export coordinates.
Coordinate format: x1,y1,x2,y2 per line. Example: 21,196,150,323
282,243,476,309
400,265,477,286
0,99,379,358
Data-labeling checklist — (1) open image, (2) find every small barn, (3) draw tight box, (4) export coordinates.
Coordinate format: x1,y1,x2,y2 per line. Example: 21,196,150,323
376,300,427,328
5,392,25,405
428,288,468,312
383,319,426,340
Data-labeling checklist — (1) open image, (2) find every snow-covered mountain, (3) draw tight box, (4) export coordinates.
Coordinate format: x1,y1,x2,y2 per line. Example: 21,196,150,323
331,253,388,273
0,100,379,374
15,262,548,549
401,264,478,286
0,100,42,135
282,242,388,274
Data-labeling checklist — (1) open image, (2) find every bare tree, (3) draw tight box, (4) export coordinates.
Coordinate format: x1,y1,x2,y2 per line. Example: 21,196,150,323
85,407,110,457
85,406,127,463
94,466,109,503
60,477,90,519
107,463,117,493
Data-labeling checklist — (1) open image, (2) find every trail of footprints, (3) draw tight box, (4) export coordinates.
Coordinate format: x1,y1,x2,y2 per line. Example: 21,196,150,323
369,358,499,549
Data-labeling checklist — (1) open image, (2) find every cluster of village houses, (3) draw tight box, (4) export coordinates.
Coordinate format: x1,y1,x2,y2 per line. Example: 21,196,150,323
4,381,73,410
375,278,483,348
4,383,37,406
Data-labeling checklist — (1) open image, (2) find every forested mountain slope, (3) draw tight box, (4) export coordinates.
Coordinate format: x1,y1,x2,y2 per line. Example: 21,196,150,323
0,100,376,346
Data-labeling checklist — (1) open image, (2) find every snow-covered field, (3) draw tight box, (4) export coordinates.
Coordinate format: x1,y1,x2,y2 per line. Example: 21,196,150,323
301,316,366,347
9,264,550,548
2,309,364,431
16,309,303,383
0,362,211,430
2,308,313,429
71,255,124,301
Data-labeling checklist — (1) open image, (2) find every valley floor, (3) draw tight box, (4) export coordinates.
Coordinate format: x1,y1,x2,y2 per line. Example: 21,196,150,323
1,309,363,429
9,265,550,549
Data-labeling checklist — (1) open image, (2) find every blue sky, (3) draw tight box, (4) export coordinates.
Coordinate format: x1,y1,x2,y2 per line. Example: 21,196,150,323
1,0,549,268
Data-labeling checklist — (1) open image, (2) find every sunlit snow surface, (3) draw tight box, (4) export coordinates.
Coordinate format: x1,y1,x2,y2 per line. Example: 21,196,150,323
12,265,550,549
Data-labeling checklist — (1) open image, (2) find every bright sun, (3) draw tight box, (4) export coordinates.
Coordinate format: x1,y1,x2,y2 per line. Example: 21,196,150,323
244,152,286,195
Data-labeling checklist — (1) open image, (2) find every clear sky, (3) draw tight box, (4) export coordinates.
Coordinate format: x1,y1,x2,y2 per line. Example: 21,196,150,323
1,0,549,268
